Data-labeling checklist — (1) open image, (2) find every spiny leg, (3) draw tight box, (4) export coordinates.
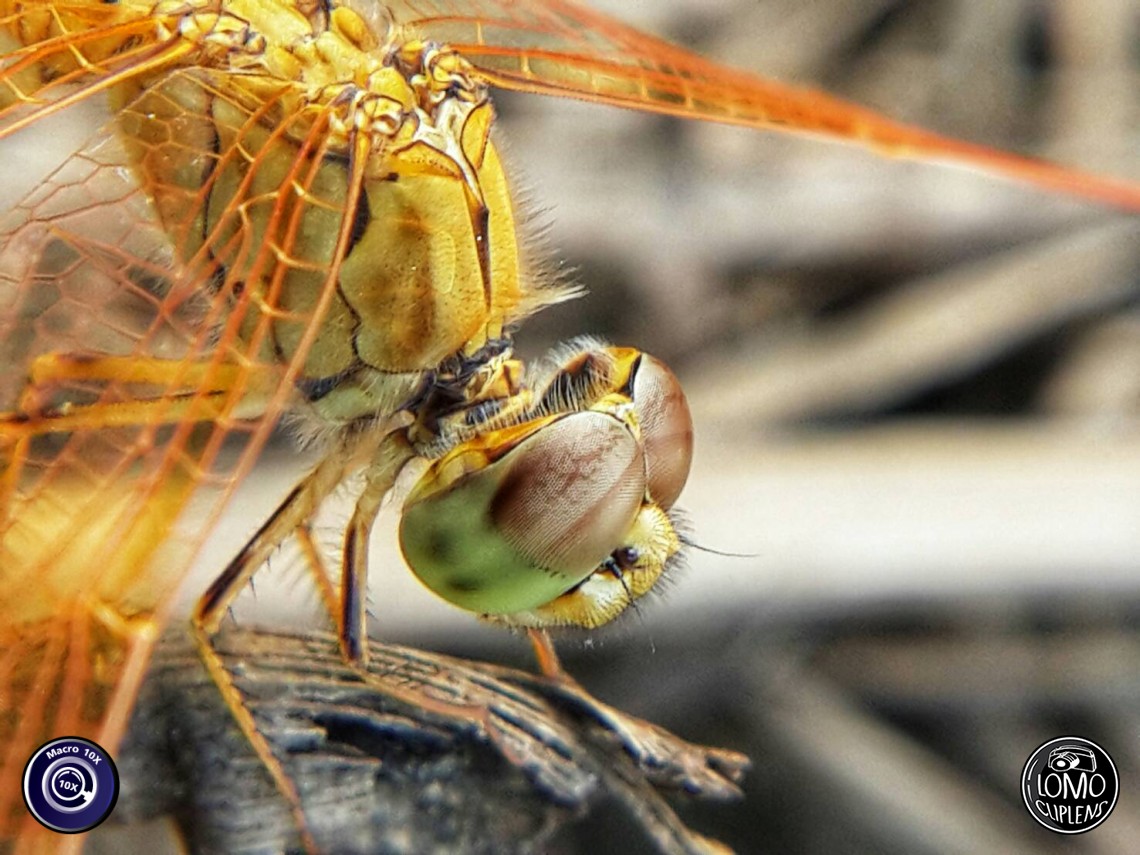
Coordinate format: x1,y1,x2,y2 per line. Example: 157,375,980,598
311,433,580,756
191,434,492,850
191,454,348,854
3,392,231,436
200,429,419,661
2,350,276,579
293,522,339,624
25,353,254,392
190,626,320,853
194,453,348,635
340,431,414,663
333,433,519,736
1,354,277,438
0,353,273,539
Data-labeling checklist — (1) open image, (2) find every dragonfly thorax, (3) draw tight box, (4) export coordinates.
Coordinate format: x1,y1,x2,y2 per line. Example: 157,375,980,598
108,3,554,427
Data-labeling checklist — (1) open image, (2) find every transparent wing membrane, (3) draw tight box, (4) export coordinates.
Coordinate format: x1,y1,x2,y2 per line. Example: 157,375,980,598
0,36,360,842
390,0,1140,210
0,4,189,138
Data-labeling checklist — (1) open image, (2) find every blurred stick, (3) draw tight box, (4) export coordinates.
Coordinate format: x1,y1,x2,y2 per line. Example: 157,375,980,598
688,219,1140,429
813,628,1140,709
748,662,1072,855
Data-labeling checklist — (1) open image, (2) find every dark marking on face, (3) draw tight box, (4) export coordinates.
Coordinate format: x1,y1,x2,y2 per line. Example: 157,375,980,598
345,186,372,257
486,441,565,533
426,528,456,565
617,354,642,398
445,575,485,594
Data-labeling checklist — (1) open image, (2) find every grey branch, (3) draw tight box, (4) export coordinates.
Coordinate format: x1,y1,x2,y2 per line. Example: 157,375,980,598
111,628,748,854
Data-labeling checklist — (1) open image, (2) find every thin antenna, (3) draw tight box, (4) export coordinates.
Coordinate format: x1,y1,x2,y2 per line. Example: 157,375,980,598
678,534,757,559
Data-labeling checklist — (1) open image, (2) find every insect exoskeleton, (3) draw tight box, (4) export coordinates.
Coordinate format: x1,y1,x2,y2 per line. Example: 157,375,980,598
399,343,694,629
109,0,560,426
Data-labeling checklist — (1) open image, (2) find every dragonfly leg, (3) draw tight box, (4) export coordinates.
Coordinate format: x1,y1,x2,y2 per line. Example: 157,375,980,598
0,353,275,438
24,353,251,392
193,453,347,635
527,627,569,680
524,629,750,798
1,391,232,437
190,456,352,855
293,522,340,626
340,431,415,664
191,623,321,854
0,433,31,509
191,436,500,851
0,353,271,528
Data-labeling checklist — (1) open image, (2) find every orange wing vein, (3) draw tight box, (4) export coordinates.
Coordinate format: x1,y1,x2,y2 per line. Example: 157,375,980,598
388,0,1140,212
0,10,363,845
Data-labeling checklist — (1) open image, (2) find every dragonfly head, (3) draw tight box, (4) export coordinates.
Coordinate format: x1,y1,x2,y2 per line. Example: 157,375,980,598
399,345,693,630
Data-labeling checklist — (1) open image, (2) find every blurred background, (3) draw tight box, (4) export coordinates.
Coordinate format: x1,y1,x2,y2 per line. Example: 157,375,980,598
433,1,1139,851
65,0,1137,851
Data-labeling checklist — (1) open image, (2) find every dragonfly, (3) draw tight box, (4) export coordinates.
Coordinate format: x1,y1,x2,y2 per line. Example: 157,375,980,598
1,1,1138,850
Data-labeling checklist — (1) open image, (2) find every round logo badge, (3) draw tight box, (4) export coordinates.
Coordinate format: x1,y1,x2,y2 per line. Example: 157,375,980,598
1022,736,1118,834
22,737,119,834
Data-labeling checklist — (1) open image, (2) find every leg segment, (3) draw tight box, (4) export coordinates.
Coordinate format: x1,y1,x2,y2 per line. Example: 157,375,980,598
524,628,749,798
191,625,320,853
193,453,347,634
190,455,351,854
1,353,276,438
293,522,339,625
340,431,414,663
190,432,486,850
527,628,567,680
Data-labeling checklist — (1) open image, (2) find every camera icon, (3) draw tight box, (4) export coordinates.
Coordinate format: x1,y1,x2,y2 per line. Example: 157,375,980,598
1047,746,1096,773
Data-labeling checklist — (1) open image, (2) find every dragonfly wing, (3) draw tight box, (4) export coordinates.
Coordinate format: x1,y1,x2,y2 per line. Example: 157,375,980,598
0,2,189,140
0,59,364,846
387,0,1140,211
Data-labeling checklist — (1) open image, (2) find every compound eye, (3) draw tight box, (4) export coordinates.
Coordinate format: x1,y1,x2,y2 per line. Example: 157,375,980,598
489,411,647,576
400,411,647,615
631,355,693,509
